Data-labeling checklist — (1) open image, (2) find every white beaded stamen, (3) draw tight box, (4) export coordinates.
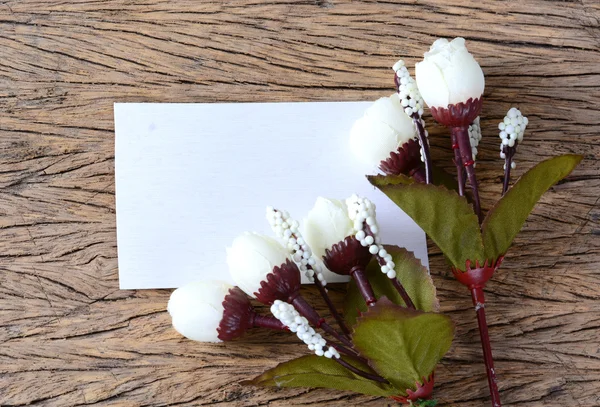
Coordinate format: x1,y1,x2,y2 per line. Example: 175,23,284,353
393,59,428,162
345,194,396,279
468,117,483,165
266,207,326,285
393,60,424,118
498,107,528,169
271,300,340,359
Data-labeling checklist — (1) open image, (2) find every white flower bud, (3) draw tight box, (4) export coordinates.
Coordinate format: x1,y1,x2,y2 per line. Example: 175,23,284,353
415,38,485,108
226,232,290,297
302,197,354,260
349,94,417,167
167,280,233,342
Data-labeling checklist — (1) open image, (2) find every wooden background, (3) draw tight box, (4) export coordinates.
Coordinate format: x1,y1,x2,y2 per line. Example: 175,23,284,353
1,0,599,406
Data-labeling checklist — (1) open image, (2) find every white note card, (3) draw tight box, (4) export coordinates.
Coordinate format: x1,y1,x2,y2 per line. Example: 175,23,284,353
114,102,428,289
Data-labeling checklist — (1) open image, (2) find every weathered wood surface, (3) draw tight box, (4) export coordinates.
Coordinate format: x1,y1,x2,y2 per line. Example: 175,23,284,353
0,0,599,405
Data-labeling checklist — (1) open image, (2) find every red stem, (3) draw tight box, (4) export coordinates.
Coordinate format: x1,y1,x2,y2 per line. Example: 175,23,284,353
502,144,517,196
412,113,432,184
471,286,502,407
314,276,351,337
375,254,416,309
252,314,287,331
350,266,376,306
290,295,355,349
335,356,389,383
453,126,482,223
391,278,416,309
451,132,466,196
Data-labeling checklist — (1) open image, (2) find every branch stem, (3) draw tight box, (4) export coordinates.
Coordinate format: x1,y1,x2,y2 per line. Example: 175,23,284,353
252,314,287,331
453,126,482,223
412,113,432,184
313,277,351,337
391,278,416,309
502,145,516,196
451,132,466,196
334,356,389,383
350,266,377,307
471,286,502,407
290,295,354,349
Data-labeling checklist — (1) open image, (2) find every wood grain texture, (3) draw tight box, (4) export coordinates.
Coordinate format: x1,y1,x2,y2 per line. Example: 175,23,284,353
0,0,599,405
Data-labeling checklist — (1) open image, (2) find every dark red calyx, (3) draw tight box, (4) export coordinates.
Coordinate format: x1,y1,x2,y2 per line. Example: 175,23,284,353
451,256,504,289
379,139,423,177
323,236,372,276
217,287,254,341
430,97,483,128
254,259,301,305
390,373,435,404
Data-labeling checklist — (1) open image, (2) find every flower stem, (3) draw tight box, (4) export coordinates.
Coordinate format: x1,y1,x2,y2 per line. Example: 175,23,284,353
470,286,502,407
453,126,482,223
290,295,355,349
412,113,432,184
350,266,376,307
252,313,287,331
502,145,516,196
314,276,351,338
375,254,416,309
334,356,389,383
451,132,466,196
391,278,416,309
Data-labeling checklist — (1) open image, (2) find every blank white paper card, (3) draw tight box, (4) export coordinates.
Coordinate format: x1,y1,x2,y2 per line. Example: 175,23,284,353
114,102,428,289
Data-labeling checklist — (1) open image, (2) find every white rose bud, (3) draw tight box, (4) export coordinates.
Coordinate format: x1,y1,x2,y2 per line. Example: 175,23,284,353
302,197,354,260
415,37,485,109
349,94,416,167
167,280,233,342
227,232,290,297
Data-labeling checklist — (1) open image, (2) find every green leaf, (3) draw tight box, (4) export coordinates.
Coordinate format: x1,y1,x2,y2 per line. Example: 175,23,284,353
367,173,415,187
244,354,398,396
352,299,455,392
431,165,463,196
369,181,484,268
344,246,439,327
482,154,582,260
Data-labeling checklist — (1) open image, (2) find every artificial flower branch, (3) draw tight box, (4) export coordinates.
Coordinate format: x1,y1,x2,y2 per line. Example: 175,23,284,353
266,207,351,337
166,36,579,406
393,59,432,185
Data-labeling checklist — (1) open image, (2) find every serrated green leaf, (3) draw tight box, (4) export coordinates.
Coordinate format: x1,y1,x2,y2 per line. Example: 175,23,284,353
344,246,439,327
244,354,398,396
367,173,415,187
369,181,484,268
352,300,455,392
482,154,582,260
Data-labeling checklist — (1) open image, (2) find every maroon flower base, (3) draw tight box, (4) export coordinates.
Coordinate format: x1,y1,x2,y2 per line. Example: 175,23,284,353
217,287,256,341
390,373,435,404
324,236,377,306
379,139,423,180
218,287,286,341
430,97,483,128
254,259,302,305
323,236,372,276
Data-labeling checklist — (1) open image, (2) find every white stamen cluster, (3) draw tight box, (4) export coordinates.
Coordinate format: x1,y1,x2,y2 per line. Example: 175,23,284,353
271,300,340,359
468,117,482,163
393,59,429,163
345,195,396,279
499,108,528,169
266,207,326,285
393,60,424,118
